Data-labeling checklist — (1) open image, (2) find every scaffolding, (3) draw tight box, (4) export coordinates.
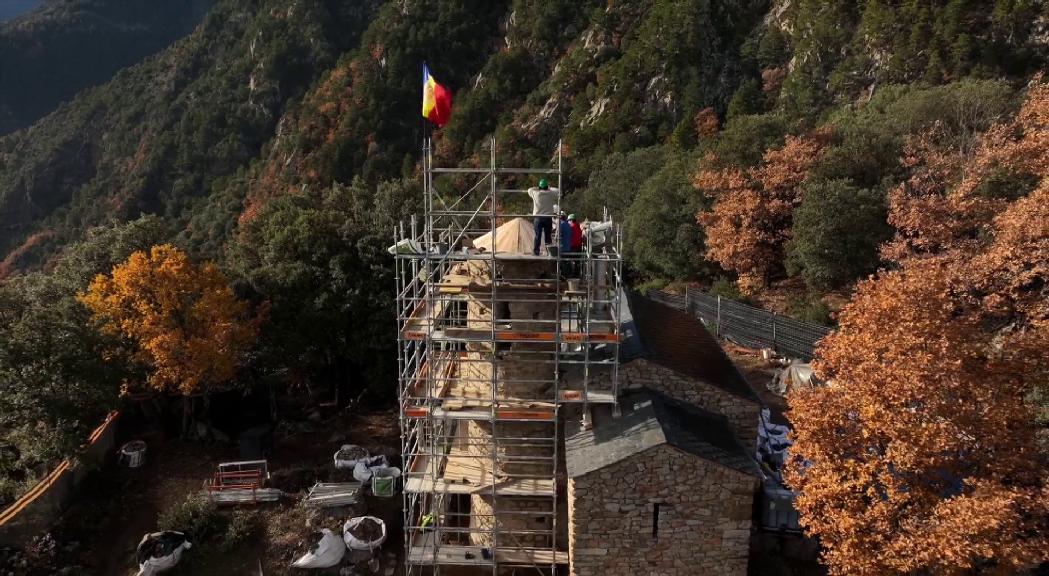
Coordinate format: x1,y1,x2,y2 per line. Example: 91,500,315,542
395,138,623,575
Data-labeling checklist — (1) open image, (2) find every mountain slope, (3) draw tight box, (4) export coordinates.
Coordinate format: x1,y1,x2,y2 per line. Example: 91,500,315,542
0,0,381,271
0,1,42,21
0,0,215,134
0,0,1044,277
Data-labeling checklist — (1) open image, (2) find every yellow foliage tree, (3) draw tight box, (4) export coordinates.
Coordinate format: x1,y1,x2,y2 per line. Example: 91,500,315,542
79,244,260,396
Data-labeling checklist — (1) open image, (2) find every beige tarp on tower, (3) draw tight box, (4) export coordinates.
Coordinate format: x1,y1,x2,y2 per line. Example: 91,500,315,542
472,217,535,254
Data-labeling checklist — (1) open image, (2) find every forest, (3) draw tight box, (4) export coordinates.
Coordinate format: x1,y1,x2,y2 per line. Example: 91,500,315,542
0,1,1045,574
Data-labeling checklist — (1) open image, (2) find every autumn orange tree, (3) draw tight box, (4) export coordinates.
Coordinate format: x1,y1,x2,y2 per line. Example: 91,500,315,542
694,130,829,293
79,244,261,397
786,78,1049,575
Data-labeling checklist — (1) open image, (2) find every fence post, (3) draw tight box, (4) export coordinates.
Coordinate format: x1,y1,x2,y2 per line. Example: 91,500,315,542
771,313,778,352
716,295,722,338
684,285,689,312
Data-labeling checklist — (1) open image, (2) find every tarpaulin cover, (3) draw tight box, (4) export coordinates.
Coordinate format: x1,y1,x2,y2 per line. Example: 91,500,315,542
472,218,535,254
768,362,816,396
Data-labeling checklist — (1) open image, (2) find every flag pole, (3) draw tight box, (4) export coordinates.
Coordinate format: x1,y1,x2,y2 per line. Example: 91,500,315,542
421,62,429,241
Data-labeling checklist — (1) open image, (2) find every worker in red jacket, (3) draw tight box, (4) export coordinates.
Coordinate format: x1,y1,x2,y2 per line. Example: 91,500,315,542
568,214,583,254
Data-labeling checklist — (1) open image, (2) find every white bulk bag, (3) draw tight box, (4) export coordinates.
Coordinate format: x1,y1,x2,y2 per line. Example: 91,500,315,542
291,529,346,569
343,516,387,552
135,531,191,576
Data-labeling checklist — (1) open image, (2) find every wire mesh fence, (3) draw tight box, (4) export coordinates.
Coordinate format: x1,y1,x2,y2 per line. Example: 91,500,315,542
648,288,832,361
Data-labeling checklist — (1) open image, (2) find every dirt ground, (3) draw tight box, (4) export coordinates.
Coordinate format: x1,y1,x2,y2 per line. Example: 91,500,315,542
16,344,796,576
45,405,404,576
722,341,791,426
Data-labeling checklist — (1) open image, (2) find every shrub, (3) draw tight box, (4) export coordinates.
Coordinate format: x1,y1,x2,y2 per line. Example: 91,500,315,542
634,277,669,294
708,276,745,301
158,494,225,542
786,292,833,326
220,510,262,551
707,113,788,168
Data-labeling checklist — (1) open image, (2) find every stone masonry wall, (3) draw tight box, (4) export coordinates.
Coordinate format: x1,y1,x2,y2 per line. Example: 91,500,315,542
470,495,552,548
618,359,760,451
462,261,558,548
568,444,757,576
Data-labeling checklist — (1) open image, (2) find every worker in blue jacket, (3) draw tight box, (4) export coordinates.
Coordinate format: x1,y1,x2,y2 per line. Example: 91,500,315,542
558,212,572,255
558,211,574,275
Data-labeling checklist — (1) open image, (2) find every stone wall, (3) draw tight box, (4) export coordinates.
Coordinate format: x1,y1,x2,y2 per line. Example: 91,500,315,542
568,444,757,576
470,495,553,548
617,359,760,450
461,420,551,477
461,262,559,548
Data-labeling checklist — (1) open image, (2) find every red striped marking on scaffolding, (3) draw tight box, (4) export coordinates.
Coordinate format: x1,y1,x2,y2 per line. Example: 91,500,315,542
403,406,555,420
401,330,620,343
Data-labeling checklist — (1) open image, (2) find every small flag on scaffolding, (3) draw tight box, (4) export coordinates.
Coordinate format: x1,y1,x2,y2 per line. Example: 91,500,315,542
421,63,452,128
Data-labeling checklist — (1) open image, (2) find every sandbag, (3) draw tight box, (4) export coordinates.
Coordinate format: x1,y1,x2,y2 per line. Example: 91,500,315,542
135,531,191,576
343,516,387,552
291,529,345,569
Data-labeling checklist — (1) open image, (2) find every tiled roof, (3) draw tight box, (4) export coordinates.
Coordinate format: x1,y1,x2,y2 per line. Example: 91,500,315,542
565,388,760,478
622,291,759,403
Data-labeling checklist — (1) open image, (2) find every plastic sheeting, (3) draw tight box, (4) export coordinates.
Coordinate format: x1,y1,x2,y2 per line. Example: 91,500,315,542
290,529,345,569
351,455,389,483
387,238,424,255
757,408,792,483
768,362,817,396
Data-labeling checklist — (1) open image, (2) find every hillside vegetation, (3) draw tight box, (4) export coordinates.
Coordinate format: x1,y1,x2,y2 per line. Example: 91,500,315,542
0,1,1046,572
0,0,214,134
0,1,42,22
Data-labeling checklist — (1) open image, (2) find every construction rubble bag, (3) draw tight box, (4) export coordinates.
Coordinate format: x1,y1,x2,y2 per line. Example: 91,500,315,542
351,455,389,483
135,531,191,576
343,516,387,552
333,444,369,470
290,529,345,569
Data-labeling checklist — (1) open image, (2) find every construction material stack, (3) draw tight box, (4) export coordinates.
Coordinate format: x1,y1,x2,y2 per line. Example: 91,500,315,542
395,139,623,575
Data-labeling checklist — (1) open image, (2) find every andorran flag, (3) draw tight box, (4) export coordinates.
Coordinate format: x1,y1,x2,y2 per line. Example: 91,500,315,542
421,64,452,128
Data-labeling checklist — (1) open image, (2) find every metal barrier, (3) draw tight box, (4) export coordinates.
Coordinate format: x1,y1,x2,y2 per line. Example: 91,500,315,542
649,289,832,361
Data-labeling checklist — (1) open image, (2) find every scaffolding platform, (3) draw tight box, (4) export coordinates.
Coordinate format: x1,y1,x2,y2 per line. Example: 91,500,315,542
408,532,568,566
404,450,555,497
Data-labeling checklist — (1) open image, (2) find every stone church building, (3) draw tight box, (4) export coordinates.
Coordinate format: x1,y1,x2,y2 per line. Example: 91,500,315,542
565,292,762,576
